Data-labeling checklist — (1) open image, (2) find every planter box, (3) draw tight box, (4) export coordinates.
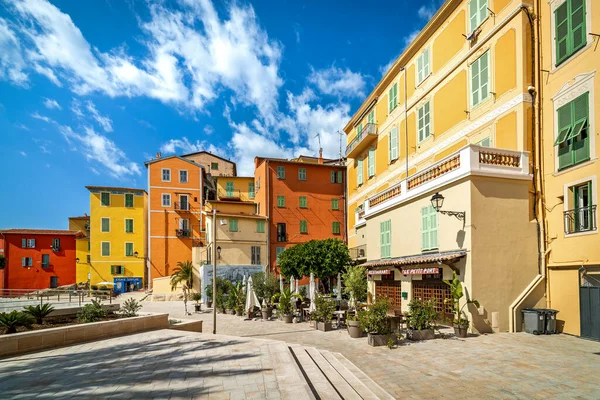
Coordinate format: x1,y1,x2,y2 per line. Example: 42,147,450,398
0,313,168,359
261,307,273,320
407,328,435,341
367,333,396,347
169,320,203,333
282,314,293,323
454,325,469,338
317,322,333,332
347,321,363,338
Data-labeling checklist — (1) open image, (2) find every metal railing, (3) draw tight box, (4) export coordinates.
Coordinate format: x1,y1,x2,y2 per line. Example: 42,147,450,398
218,189,246,201
174,202,192,211
349,244,367,260
346,123,378,156
0,289,113,312
176,229,191,237
564,205,597,234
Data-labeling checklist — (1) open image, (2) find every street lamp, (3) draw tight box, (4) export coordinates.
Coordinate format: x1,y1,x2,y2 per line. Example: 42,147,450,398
217,246,222,259
76,257,80,263
134,251,139,258
430,192,465,221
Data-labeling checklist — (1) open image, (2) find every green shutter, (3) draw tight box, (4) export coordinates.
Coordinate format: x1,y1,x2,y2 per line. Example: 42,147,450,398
368,110,374,124
337,171,343,183
229,219,238,232
101,192,110,206
469,0,478,31
570,0,586,53
417,52,424,83
101,218,109,232
368,148,375,177
555,102,573,145
277,166,285,179
298,168,306,180
257,220,265,233
125,194,133,207
300,220,307,233
332,221,340,234
331,198,339,210
102,242,110,256
300,196,307,208
330,171,336,183
248,182,255,199
555,2,570,64
126,219,133,233
357,158,364,185
278,196,285,207
379,220,391,258
226,182,234,197
421,207,430,250
429,208,438,249
126,243,133,256
111,265,115,274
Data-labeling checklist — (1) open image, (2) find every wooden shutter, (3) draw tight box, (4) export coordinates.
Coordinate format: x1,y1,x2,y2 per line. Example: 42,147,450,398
423,48,430,78
573,93,590,164
469,0,479,31
417,52,424,83
429,208,438,249
368,148,375,177
248,182,255,198
555,2,569,64
389,126,398,161
368,110,374,124
422,207,430,250
337,171,343,183
111,265,115,274
357,158,363,185
22,257,26,267
479,52,489,102
471,55,480,106
570,0,586,53
330,171,336,183
332,199,338,210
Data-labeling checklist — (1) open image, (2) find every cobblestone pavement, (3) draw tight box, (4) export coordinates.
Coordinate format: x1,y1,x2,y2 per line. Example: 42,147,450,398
143,301,600,399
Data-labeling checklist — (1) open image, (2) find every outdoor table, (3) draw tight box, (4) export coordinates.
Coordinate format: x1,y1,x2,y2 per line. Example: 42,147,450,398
302,307,311,321
333,310,346,328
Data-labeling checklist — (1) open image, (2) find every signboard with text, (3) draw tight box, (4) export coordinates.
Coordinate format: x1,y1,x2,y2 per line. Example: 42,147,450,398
367,269,391,275
401,267,439,276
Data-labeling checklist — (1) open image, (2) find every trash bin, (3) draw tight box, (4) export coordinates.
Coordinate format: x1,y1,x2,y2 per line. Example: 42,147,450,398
522,308,545,335
541,309,559,334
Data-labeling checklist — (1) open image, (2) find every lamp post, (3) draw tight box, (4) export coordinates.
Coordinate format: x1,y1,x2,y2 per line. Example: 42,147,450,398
217,246,222,260
76,258,80,263
212,208,218,335
430,192,466,221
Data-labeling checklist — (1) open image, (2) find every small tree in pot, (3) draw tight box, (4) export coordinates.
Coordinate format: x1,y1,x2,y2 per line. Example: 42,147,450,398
229,282,245,316
252,272,279,320
272,288,301,323
443,271,480,338
205,285,213,308
407,298,438,340
358,297,394,346
342,264,367,310
190,292,202,312
313,294,336,332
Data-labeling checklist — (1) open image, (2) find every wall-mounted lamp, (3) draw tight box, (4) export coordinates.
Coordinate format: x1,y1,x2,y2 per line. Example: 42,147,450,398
76,257,80,264
134,251,139,258
217,246,222,259
430,192,466,221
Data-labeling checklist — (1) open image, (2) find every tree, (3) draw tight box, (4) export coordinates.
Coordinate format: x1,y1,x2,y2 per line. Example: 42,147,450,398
342,264,367,308
252,272,279,306
170,260,194,291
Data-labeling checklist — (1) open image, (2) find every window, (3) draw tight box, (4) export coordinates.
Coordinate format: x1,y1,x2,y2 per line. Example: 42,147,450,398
22,238,26,248
388,83,398,112
101,218,110,233
389,126,399,161
27,239,35,248
161,168,171,182
418,102,431,142
331,199,339,210
21,257,32,267
276,247,286,263
555,0,587,65
331,171,343,183
367,110,375,124
299,196,307,208
380,220,391,258
478,137,492,147
52,238,60,251
179,170,188,183
469,0,488,32
101,242,110,257
417,48,430,84
357,122,363,139
277,166,285,179
125,193,134,208
298,168,307,181
277,196,286,208
256,177,261,189
211,162,219,170
248,182,255,199
357,158,364,185
368,148,375,177
179,218,189,232
251,246,261,265
555,92,590,170
421,206,439,251
300,220,308,234
41,254,50,268
256,220,265,233
277,223,287,242
470,51,490,107
101,192,110,206
125,219,134,233
226,182,234,197
111,265,125,275
87,254,91,263
162,193,171,207
332,221,341,234
125,243,134,257
229,219,238,232
179,195,189,211
566,181,596,234
330,171,336,183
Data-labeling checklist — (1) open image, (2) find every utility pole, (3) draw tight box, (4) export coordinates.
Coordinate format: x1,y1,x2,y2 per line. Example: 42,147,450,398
212,207,218,335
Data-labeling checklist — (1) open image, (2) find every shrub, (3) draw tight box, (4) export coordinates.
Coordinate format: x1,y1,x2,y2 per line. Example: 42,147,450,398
0,311,34,334
205,284,213,301
342,264,367,307
99,285,108,291
312,294,336,323
120,298,142,318
299,286,307,299
23,303,55,324
190,292,202,304
252,272,279,306
78,299,107,323
408,298,438,331
357,297,392,335
272,288,301,316
91,285,98,291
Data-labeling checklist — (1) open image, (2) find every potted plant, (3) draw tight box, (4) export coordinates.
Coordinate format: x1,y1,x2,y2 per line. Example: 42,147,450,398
358,297,394,346
190,292,202,312
444,271,480,338
272,288,301,323
313,294,336,332
407,298,438,340
342,264,367,310
252,272,279,320
346,313,363,338
205,285,213,308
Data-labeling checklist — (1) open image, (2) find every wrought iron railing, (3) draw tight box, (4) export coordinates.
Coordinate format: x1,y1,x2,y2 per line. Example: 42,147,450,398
0,289,113,312
218,189,243,200
349,244,367,260
564,205,596,234
175,229,191,238
345,123,377,156
174,202,191,211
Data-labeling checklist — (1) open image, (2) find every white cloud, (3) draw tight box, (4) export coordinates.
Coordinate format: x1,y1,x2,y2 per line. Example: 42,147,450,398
403,30,420,48
418,4,437,20
15,123,30,130
203,125,214,135
90,167,99,175
31,111,54,123
138,120,155,130
39,145,50,154
19,151,27,156
159,137,222,157
307,66,366,98
71,98,84,118
43,97,61,110
0,17,28,86
379,55,398,77
85,101,113,132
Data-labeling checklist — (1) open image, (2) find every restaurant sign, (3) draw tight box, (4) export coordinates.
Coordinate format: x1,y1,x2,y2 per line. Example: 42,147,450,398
367,269,391,275
402,267,439,276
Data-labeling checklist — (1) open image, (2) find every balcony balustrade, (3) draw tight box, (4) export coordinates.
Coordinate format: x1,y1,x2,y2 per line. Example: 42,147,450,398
175,229,191,238
218,189,246,201
349,244,367,260
564,205,597,234
174,202,192,212
346,123,378,158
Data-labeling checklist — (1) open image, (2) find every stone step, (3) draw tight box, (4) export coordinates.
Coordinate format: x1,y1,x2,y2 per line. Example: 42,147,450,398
266,341,314,400
319,350,380,400
303,346,363,400
333,352,395,400
289,344,342,400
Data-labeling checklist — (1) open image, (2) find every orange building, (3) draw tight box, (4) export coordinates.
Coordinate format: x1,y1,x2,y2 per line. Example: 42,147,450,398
254,154,346,279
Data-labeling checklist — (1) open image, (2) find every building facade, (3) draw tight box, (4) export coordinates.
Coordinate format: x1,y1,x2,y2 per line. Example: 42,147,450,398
0,229,78,290
68,215,90,284
540,0,599,339
345,0,542,332
87,186,147,293
254,156,346,280
183,151,237,178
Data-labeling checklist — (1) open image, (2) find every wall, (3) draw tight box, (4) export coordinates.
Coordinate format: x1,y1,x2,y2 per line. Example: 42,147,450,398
215,176,255,201
183,152,236,177
204,215,267,267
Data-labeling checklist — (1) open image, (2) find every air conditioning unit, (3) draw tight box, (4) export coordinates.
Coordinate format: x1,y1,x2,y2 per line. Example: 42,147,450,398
219,220,228,226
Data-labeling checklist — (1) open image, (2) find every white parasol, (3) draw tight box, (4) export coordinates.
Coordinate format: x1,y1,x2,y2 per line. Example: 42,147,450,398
309,273,316,312
290,276,295,293
245,276,260,313
337,272,342,301
295,278,299,295
242,275,247,293
279,274,284,293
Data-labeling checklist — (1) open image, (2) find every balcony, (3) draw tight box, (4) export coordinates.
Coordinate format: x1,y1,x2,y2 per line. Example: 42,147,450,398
175,229,191,238
564,205,597,234
218,189,245,201
346,123,378,158
174,202,192,212
349,244,367,260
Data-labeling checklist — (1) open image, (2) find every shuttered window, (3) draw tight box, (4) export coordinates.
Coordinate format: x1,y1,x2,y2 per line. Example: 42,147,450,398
277,196,285,208
470,51,490,107
331,198,339,210
226,182,234,197
22,257,33,267
101,192,110,206
300,220,308,234
125,243,134,257
555,0,587,66
357,158,364,185
101,242,110,256
125,219,134,233
380,220,391,259
368,148,375,177
555,92,590,170
469,0,488,32
330,171,336,183
357,123,363,139
229,219,238,232
368,110,375,124
251,246,261,265
111,265,124,275
27,239,35,248
421,206,439,251
418,102,431,142
299,196,307,208
417,49,430,84
125,193,134,207
41,254,50,268
388,83,398,112
277,166,285,179
298,168,306,181
256,220,265,233
248,182,255,199
101,218,110,232
389,126,399,161
332,221,341,234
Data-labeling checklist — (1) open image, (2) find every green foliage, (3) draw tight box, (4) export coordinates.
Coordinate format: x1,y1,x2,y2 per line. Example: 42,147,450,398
229,282,246,313
170,260,194,291
0,311,34,334
78,299,108,323
387,338,395,349
99,285,108,291
91,285,98,291
120,298,142,317
278,239,351,286
312,294,336,322
299,286,307,299
23,303,55,324
252,272,279,306
272,288,302,316
190,292,203,304
205,284,213,300
357,297,392,335
342,264,367,306
443,271,480,326
408,298,438,330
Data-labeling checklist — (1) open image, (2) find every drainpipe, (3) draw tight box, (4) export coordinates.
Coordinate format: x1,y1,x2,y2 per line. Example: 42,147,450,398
0,232,5,290
402,66,409,179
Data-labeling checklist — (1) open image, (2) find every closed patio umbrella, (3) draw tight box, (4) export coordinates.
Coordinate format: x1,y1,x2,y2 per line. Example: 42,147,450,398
290,276,295,293
309,273,316,312
295,279,299,295
242,275,247,293
337,272,342,301
279,274,284,293
245,276,260,313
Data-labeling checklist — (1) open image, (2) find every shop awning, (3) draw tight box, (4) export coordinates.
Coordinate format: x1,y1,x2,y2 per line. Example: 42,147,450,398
363,250,467,272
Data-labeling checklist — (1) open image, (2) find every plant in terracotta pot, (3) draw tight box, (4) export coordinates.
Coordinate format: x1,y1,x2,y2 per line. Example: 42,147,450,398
358,297,394,346
205,285,213,308
407,298,438,340
346,313,363,338
443,271,480,338
252,272,279,320
313,294,336,332
272,288,301,323
190,292,202,312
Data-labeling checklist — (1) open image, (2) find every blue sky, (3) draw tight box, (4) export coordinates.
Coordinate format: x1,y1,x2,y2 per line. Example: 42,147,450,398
0,0,441,229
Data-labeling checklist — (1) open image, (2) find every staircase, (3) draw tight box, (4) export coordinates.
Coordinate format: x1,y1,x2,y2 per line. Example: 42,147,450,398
288,344,394,400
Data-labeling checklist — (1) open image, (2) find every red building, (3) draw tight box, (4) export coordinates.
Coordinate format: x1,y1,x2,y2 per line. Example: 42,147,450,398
0,229,79,290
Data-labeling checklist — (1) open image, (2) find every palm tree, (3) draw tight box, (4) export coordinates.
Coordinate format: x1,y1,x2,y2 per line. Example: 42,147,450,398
170,260,194,291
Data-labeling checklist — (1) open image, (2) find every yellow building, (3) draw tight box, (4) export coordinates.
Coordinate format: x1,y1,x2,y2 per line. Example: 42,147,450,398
345,0,543,333
540,0,599,339
68,215,91,284
86,186,147,293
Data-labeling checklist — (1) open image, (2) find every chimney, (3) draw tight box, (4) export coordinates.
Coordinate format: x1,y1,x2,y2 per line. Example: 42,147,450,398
156,152,162,159
318,148,323,164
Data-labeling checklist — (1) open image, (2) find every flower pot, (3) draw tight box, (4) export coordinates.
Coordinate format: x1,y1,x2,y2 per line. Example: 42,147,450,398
248,310,256,319
236,309,243,317
317,322,333,332
230,309,236,315
206,300,212,308
261,306,273,320
282,314,293,323
367,333,395,347
347,320,363,338
194,304,201,312
309,320,318,329
407,328,435,341
454,324,469,338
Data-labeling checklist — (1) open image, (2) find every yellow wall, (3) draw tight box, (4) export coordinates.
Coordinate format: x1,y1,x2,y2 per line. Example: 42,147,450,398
216,176,255,201
75,239,90,283
548,268,580,335
495,111,517,150
376,135,388,175
495,29,517,98
433,10,465,71
433,70,466,135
